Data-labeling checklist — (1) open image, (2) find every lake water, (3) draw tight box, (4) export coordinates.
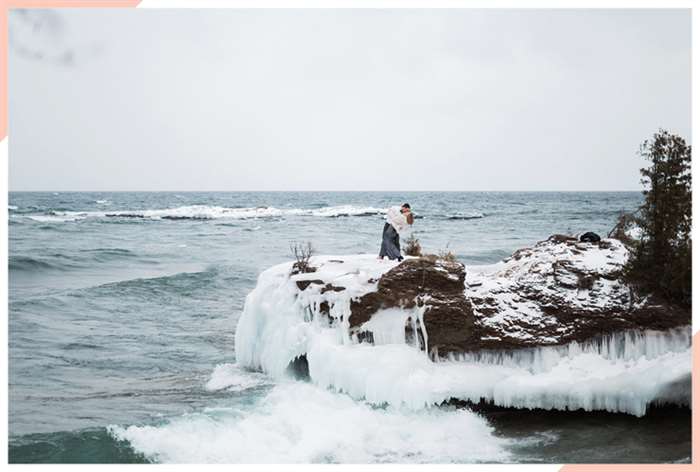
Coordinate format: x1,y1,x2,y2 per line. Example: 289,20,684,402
8,191,691,463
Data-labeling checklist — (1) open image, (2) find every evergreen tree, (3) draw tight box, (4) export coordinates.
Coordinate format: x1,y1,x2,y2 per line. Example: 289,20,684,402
625,130,691,307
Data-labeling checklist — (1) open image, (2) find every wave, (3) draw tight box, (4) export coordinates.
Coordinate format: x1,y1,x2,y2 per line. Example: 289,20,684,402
71,266,244,298
78,248,139,262
62,342,105,350
446,212,485,220
205,363,271,393
16,205,387,223
12,206,493,223
9,256,58,272
305,205,385,218
103,205,386,220
109,382,512,463
22,214,89,223
10,248,146,273
9,205,18,211
9,428,149,463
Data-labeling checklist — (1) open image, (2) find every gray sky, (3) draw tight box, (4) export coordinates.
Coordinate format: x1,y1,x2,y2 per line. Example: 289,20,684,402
9,8,691,191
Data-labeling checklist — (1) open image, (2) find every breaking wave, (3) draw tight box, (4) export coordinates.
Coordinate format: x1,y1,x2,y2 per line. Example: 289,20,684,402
12,205,493,223
446,212,485,220
204,364,271,393
109,381,511,463
14,205,387,222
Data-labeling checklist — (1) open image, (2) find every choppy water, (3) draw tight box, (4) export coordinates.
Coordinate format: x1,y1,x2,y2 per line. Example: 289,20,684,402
8,191,691,463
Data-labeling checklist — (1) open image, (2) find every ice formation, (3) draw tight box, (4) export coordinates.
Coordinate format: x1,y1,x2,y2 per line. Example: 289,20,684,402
235,250,691,417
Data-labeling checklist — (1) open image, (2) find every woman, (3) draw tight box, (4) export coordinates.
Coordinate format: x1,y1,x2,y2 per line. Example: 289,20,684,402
378,203,414,261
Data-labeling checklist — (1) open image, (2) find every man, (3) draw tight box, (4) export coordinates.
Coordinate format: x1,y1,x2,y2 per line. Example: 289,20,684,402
378,203,414,261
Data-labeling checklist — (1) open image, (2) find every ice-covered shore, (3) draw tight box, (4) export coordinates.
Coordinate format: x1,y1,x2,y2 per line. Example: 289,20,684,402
235,237,691,417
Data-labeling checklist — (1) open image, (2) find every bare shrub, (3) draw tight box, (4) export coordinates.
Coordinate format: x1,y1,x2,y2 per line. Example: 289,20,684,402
608,210,638,244
438,244,457,263
290,241,315,274
403,233,422,257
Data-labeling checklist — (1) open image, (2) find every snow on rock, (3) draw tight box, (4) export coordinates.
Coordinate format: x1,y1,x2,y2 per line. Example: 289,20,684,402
235,238,691,416
467,235,689,349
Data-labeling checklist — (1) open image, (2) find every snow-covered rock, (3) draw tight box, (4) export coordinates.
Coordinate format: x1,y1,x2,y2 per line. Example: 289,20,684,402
235,237,691,416
466,234,689,350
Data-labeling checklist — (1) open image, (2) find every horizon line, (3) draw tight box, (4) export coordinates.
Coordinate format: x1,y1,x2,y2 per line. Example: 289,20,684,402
7,189,644,193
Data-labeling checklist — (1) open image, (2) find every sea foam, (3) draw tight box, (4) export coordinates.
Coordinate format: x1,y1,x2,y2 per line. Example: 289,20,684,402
205,363,270,392
109,381,511,463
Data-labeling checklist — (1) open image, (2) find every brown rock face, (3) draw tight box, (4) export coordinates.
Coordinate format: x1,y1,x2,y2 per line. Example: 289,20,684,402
348,257,465,327
348,256,480,357
346,237,691,357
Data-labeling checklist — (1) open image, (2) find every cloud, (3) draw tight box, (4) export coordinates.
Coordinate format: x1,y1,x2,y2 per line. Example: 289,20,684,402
9,9,105,67
8,9,691,191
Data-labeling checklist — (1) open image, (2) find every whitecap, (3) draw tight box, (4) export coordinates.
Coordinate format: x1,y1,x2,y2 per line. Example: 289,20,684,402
307,205,385,217
18,205,389,222
446,211,484,220
109,382,511,463
25,213,89,223
205,363,269,392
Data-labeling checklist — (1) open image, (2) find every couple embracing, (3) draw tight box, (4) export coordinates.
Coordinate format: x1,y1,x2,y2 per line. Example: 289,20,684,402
378,203,414,262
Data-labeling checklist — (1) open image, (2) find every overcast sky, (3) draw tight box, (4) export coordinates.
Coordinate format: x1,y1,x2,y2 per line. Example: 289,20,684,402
9,8,691,191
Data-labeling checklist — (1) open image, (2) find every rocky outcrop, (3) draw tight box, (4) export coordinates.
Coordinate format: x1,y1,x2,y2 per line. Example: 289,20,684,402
343,235,690,357
236,239,692,416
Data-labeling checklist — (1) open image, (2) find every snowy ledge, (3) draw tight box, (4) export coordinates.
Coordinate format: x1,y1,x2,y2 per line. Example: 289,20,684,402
235,236,691,416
